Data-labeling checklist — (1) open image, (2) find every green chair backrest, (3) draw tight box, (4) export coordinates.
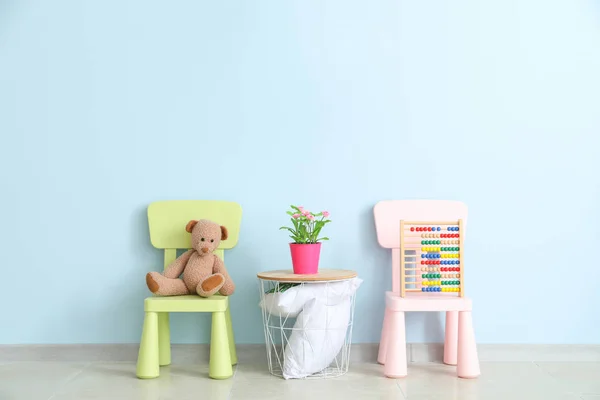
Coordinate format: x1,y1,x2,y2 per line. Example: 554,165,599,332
147,200,243,269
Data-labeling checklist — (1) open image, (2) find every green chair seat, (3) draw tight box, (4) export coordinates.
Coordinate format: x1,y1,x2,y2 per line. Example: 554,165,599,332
144,294,229,313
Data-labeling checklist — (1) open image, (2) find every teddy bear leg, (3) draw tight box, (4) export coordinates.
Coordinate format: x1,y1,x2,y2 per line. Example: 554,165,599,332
147,272,190,296
218,279,235,296
196,273,225,297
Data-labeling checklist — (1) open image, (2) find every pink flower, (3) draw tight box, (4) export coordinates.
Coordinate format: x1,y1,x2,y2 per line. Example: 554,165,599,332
307,214,315,220
322,211,330,218
292,213,301,219
297,206,304,212
302,210,310,216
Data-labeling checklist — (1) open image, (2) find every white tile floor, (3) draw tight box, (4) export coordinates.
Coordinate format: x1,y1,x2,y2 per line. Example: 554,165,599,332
0,361,598,400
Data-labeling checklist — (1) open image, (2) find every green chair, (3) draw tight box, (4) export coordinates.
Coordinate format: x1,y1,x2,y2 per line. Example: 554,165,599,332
136,200,242,380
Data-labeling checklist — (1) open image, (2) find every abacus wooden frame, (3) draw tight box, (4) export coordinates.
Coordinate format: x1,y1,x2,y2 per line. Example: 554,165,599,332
398,219,464,298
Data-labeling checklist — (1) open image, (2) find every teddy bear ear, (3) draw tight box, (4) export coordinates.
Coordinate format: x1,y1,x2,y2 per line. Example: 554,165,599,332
185,220,198,233
220,225,228,241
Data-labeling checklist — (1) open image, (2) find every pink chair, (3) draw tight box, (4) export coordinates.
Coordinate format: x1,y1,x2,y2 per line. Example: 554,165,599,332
373,200,480,379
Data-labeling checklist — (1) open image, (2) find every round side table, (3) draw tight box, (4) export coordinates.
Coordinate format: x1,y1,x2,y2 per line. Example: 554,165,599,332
256,269,359,379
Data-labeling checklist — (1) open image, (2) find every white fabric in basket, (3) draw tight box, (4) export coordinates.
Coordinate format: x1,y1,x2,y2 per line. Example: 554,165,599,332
259,278,361,318
282,278,362,379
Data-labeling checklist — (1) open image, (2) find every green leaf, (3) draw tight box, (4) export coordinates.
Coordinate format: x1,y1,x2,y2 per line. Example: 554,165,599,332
280,227,298,235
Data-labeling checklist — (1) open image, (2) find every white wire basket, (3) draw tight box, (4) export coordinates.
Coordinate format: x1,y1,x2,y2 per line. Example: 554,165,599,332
257,278,359,379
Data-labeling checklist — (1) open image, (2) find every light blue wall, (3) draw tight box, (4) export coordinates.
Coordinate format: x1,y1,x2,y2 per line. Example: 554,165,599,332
1,0,599,345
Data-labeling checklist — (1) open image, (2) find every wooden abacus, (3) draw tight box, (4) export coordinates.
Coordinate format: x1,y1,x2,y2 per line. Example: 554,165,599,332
399,220,464,298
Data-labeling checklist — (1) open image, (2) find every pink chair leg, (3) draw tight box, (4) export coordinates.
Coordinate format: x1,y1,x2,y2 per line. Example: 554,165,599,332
378,307,392,364
383,311,407,378
444,311,458,365
457,311,480,378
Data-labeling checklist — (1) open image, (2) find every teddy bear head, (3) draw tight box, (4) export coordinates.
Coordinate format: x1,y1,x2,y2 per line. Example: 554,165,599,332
185,219,228,256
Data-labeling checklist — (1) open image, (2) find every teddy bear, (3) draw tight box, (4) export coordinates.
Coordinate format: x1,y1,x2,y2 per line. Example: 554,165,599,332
146,219,235,297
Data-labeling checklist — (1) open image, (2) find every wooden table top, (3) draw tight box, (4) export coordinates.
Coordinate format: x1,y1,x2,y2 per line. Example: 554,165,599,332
256,269,357,282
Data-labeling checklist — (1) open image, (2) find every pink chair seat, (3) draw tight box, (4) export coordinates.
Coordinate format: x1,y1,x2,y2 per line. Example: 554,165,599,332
385,291,472,312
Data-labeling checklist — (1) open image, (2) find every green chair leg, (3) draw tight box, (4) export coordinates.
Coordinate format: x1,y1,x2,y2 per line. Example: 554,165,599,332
225,305,237,365
209,311,233,379
158,312,171,366
136,312,160,379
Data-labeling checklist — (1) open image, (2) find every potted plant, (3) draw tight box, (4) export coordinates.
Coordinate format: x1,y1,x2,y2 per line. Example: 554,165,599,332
280,205,331,274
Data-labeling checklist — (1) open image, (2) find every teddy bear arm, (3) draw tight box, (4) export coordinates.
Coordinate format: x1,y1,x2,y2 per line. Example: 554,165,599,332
213,255,235,295
163,249,194,279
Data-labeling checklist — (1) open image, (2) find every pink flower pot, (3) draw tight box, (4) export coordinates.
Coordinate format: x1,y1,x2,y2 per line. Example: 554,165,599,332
289,243,321,274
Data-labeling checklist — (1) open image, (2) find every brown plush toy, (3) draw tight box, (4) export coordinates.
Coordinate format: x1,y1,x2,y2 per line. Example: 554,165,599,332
146,219,235,297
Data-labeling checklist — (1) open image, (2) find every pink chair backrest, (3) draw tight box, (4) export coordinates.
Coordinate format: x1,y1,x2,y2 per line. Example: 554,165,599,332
373,200,468,295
